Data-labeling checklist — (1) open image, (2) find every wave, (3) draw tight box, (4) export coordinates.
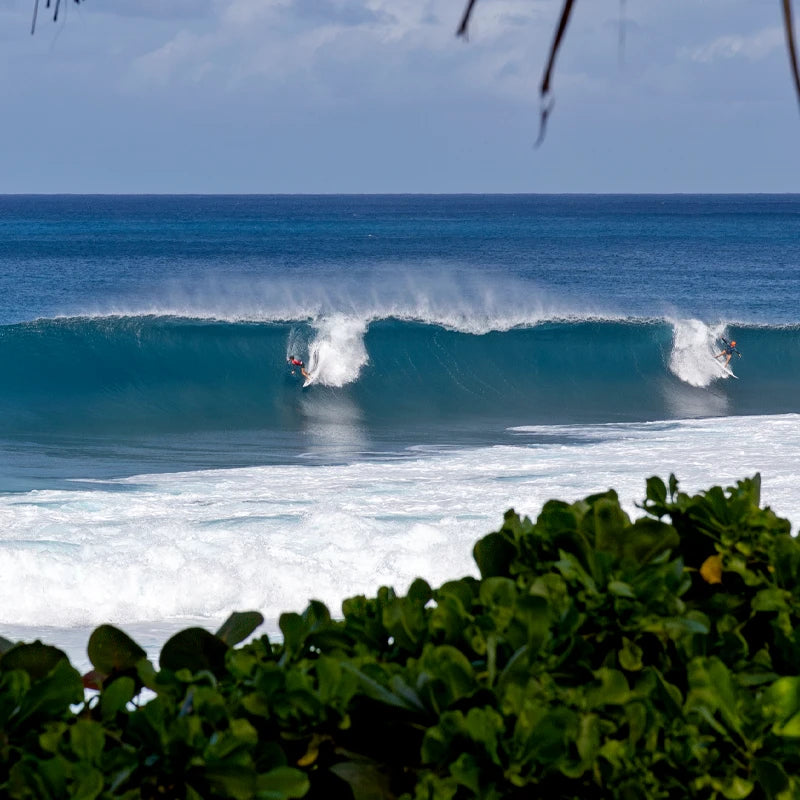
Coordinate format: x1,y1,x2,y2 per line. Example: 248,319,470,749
0,314,797,438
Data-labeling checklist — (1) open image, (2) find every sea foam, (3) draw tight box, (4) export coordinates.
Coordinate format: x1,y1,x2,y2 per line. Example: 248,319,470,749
2,414,799,638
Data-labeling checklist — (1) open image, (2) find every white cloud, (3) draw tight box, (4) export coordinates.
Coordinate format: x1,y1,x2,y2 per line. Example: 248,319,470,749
122,0,556,105
680,26,785,63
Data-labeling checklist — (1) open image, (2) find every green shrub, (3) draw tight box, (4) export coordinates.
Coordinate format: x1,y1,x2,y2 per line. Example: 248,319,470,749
2,474,800,799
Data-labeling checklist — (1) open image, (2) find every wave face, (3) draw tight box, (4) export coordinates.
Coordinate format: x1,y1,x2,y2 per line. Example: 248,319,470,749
1,315,797,440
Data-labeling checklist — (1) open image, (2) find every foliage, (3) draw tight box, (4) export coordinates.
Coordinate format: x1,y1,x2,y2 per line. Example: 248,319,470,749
3,474,800,798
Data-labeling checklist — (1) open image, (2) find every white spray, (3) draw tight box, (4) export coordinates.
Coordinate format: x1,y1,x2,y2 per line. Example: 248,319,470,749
304,316,369,387
668,319,730,387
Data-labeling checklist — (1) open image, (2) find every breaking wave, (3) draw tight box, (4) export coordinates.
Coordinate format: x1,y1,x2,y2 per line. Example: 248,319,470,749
0,314,795,437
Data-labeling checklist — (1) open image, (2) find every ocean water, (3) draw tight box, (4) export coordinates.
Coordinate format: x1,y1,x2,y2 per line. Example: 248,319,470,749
2,194,799,670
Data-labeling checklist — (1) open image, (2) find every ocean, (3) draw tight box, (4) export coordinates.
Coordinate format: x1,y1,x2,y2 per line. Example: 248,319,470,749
2,194,799,670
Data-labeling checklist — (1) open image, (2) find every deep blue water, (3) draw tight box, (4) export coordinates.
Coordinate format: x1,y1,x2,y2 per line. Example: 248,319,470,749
1,194,799,485
3,194,800,325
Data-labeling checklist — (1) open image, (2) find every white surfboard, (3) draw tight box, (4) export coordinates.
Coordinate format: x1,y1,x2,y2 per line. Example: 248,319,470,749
718,363,738,380
302,373,316,388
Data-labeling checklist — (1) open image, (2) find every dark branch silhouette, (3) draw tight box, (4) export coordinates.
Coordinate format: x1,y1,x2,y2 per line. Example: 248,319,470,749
31,0,80,34
783,0,800,108
536,0,576,147
26,0,800,130
456,0,479,39
458,0,800,144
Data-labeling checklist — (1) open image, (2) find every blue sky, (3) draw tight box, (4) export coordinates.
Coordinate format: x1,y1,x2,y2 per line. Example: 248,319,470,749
1,0,799,192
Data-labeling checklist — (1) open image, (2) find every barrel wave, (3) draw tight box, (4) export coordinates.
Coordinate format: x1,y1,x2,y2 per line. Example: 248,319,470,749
1,315,797,441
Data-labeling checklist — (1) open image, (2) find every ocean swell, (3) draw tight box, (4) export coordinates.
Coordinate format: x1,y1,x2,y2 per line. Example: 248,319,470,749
0,314,795,438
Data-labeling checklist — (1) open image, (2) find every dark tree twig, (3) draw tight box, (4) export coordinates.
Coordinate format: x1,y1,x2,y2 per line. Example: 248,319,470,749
31,0,80,34
458,0,800,145
456,0,479,39
782,0,800,108
536,0,576,146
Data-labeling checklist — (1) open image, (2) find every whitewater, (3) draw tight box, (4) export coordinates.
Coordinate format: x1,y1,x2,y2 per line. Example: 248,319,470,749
1,194,798,669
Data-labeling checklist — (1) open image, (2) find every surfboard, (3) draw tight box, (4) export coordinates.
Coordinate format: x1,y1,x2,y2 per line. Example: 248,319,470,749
718,364,738,380
302,374,316,388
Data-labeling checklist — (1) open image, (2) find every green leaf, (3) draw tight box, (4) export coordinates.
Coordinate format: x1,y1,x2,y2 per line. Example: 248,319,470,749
473,531,517,579
330,761,393,800
70,719,106,764
479,577,517,633
764,676,800,721
608,580,636,598
339,662,421,711
593,497,632,557
624,518,680,564
382,589,428,652
256,766,310,799
87,625,147,675
586,669,632,707
618,638,644,671
160,628,228,675
575,713,600,763
449,753,481,795
39,720,68,754
216,611,265,646
203,765,257,800
1,641,70,680
100,676,136,720
720,776,755,799
12,658,84,726
645,476,667,506
775,710,800,737
417,645,476,708
752,587,791,613
279,612,307,658
464,707,504,764
437,579,476,613
754,759,790,799
70,762,105,800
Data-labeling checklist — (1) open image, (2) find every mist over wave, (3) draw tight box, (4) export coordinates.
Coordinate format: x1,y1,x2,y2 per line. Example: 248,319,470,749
70,267,630,334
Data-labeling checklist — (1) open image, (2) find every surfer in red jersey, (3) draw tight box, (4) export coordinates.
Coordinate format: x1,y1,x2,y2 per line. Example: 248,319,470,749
288,356,310,380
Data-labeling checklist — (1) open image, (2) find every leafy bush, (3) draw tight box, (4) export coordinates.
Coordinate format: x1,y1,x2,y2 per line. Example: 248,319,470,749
3,474,800,799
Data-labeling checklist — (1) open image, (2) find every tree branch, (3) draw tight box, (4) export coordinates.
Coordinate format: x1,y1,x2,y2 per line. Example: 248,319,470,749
456,0,480,39
782,0,800,108
31,0,80,34
536,0,576,145
458,0,800,146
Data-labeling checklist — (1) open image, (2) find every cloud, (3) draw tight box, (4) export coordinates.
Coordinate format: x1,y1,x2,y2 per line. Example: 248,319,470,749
292,0,389,27
123,0,553,105
94,0,215,21
680,26,785,64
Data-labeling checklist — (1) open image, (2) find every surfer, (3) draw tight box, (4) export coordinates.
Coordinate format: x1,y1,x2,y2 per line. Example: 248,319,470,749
288,356,310,380
714,338,741,369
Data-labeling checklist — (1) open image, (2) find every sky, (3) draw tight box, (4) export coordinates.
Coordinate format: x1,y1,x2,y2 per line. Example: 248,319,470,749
0,0,799,193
